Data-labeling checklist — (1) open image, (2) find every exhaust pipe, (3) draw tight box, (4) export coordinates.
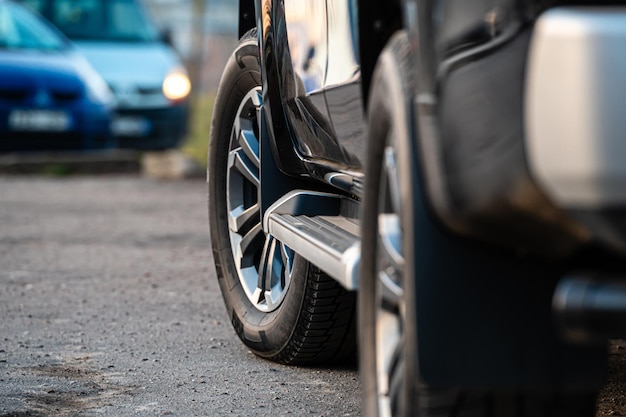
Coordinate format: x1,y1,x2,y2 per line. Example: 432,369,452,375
553,277,626,344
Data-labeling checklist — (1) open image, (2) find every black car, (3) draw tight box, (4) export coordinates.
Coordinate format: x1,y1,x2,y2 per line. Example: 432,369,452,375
209,1,626,416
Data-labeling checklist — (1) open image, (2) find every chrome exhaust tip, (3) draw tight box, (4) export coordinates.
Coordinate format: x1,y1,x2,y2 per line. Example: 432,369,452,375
553,277,626,344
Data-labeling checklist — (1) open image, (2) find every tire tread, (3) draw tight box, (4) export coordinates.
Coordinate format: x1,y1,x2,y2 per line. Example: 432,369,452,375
273,267,357,365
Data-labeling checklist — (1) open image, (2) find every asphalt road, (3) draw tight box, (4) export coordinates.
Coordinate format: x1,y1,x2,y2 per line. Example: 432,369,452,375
0,175,360,417
2,174,626,417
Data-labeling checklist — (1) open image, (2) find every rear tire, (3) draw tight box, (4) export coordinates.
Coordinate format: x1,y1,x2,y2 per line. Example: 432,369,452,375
208,30,356,365
359,30,599,417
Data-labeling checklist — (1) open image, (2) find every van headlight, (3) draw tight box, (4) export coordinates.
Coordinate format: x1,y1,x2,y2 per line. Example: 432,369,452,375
163,69,191,101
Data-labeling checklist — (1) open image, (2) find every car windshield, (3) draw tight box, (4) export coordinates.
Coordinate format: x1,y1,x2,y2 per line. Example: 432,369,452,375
22,0,159,42
0,2,66,50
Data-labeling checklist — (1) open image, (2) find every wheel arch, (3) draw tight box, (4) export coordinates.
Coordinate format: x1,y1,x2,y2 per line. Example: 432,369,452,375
239,0,256,39
239,0,315,178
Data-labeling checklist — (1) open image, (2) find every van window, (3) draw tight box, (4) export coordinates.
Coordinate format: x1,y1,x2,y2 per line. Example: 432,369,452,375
0,2,66,50
22,0,159,42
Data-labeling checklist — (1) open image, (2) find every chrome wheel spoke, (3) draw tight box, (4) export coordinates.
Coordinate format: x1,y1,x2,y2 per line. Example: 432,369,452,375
280,243,294,287
375,143,406,414
228,202,260,235
236,223,264,269
233,89,261,166
378,213,404,310
376,267,404,398
256,237,273,295
379,269,403,313
255,237,293,311
228,148,260,187
376,303,402,395
237,128,260,167
384,146,402,218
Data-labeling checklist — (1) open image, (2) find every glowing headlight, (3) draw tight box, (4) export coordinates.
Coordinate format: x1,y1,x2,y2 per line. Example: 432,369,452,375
163,70,191,101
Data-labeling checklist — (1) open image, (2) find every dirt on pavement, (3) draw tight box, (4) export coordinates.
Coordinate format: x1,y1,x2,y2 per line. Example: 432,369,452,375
0,175,359,417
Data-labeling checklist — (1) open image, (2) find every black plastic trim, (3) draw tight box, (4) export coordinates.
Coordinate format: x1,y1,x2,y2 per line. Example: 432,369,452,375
239,0,255,39
257,0,308,177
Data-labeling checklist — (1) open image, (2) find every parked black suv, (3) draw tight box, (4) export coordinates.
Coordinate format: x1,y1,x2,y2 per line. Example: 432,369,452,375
209,1,626,416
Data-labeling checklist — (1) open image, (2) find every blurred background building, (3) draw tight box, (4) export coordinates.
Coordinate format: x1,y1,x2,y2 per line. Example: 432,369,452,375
144,0,238,94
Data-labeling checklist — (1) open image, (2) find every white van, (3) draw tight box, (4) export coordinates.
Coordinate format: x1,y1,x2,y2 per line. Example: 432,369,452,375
22,0,191,150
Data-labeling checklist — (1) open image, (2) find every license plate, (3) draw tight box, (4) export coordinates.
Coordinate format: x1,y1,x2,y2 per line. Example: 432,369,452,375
111,116,151,137
9,110,71,132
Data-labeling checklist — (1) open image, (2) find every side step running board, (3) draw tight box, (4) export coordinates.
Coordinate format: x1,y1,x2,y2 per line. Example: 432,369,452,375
267,213,360,290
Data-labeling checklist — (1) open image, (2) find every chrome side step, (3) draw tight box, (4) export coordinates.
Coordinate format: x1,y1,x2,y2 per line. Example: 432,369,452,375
267,213,360,290
262,190,361,290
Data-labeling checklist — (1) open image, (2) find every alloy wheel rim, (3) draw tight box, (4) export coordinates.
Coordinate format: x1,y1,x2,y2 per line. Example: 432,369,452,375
226,87,294,313
375,144,406,416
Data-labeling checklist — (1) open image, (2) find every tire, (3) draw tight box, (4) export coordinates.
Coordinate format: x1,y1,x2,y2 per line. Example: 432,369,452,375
359,31,599,417
208,29,356,365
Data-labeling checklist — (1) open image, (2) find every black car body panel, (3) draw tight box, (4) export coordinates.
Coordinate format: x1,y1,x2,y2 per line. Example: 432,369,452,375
257,0,365,190
240,0,623,389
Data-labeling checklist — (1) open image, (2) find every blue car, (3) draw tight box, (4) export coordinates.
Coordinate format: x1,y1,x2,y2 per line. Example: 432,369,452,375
0,0,114,151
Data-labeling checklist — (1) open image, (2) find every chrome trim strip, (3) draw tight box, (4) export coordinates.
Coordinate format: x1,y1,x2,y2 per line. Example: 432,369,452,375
267,213,360,290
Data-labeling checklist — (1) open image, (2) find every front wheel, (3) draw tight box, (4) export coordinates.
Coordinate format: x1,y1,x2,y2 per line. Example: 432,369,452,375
208,30,356,365
359,31,599,417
